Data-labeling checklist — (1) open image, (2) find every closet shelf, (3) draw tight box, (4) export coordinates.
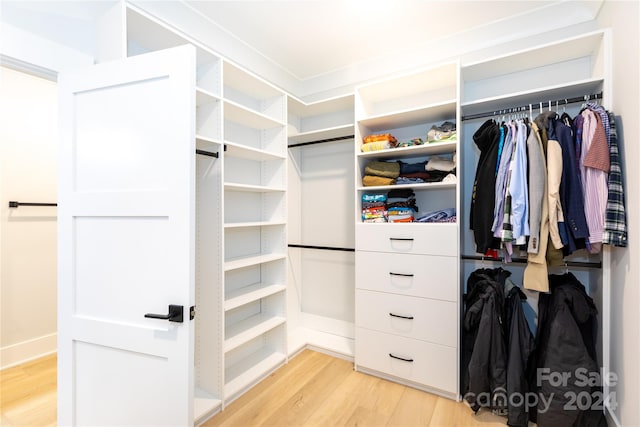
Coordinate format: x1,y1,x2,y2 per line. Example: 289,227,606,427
224,253,286,271
357,181,456,192
224,313,286,353
224,221,286,229
460,78,604,116
224,183,286,193
462,30,605,81
224,62,283,101
225,283,286,312
223,140,286,161
196,87,222,106
224,348,286,398
357,100,457,131
288,124,354,145
224,99,284,129
196,134,222,146
357,140,457,160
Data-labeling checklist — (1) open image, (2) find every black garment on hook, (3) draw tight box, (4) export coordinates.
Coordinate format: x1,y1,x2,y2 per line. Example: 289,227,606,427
462,268,509,413
534,273,607,427
470,119,501,253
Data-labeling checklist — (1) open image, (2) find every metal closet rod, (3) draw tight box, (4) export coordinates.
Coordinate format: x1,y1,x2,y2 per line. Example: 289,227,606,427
461,92,603,122
288,243,355,252
8,201,57,208
288,135,354,149
461,254,602,269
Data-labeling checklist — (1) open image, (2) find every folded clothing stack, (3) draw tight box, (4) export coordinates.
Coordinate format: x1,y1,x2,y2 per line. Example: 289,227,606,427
362,160,399,186
427,121,457,143
424,155,457,183
415,207,457,223
386,188,418,223
362,193,387,222
396,137,425,148
361,133,398,152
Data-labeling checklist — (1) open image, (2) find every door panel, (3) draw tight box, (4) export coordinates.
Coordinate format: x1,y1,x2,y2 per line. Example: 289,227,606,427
58,45,196,426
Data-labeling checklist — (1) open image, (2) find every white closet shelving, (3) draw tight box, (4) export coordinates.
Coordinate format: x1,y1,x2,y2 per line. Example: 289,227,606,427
287,94,356,358
461,30,607,116
353,61,461,399
125,4,288,419
221,55,288,405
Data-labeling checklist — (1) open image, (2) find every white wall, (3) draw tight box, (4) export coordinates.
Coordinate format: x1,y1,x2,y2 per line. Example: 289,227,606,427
0,66,58,368
597,2,640,426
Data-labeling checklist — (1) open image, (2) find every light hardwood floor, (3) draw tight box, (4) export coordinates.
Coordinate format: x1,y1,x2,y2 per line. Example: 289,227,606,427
1,350,510,426
1,353,57,427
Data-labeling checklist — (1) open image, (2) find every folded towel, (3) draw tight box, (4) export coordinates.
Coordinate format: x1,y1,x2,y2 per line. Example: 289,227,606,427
364,161,400,178
363,175,395,186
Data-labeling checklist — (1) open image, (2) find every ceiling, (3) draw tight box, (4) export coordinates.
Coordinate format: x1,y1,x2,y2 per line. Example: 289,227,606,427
0,0,604,97
181,0,598,81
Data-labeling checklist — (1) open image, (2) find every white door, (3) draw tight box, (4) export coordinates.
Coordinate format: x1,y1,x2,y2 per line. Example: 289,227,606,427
57,45,196,426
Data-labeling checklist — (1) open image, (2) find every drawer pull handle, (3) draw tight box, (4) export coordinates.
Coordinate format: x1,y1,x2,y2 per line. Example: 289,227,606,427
389,312,414,320
389,272,414,277
389,237,414,241
389,353,414,363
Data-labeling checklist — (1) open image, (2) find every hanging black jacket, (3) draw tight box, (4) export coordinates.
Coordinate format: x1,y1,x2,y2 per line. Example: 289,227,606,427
470,120,501,253
462,268,509,412
505,285,535,427
535,273,607,427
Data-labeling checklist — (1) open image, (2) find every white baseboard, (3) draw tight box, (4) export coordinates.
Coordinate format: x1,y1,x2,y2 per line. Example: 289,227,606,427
1,333,57,369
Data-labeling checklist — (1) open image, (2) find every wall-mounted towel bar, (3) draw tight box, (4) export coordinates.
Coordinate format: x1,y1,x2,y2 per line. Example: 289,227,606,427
8,201,57,208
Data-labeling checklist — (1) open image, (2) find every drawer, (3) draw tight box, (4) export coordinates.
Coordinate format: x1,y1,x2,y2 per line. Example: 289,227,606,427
355,251,458,302
355,327,457,394
356,223,457,256
356,289,457,347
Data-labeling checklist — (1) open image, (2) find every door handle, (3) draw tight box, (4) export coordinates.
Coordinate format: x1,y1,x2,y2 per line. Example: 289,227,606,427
145,305,184,323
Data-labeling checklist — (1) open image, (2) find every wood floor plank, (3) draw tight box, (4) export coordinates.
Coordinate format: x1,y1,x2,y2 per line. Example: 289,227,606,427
303,366,382,426
1,349,520,427
1,354,57,427
386,385,438,426
204,350,333,426
258,356,353,427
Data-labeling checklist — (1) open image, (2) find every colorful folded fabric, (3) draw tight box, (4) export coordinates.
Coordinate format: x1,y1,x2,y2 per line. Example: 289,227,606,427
361,141,390,152
362,193,387,203
364,161,400,178
363,133,398,144
362,175,395,186
415,208,456,222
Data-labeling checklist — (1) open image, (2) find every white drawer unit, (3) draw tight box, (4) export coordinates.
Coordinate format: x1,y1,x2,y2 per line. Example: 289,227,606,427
355,327,457,394
355,251,458,302
354,63,460,399
355,223,457,256
356,289,457,347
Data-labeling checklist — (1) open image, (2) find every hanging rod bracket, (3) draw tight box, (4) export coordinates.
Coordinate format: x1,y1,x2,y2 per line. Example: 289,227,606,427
195,149,219,158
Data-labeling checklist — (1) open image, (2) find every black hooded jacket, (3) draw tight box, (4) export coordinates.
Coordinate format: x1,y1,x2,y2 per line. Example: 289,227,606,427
470,119,501,253
534,273,607,427
505,285,535,427
462,268,509,412
462,268,536,426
